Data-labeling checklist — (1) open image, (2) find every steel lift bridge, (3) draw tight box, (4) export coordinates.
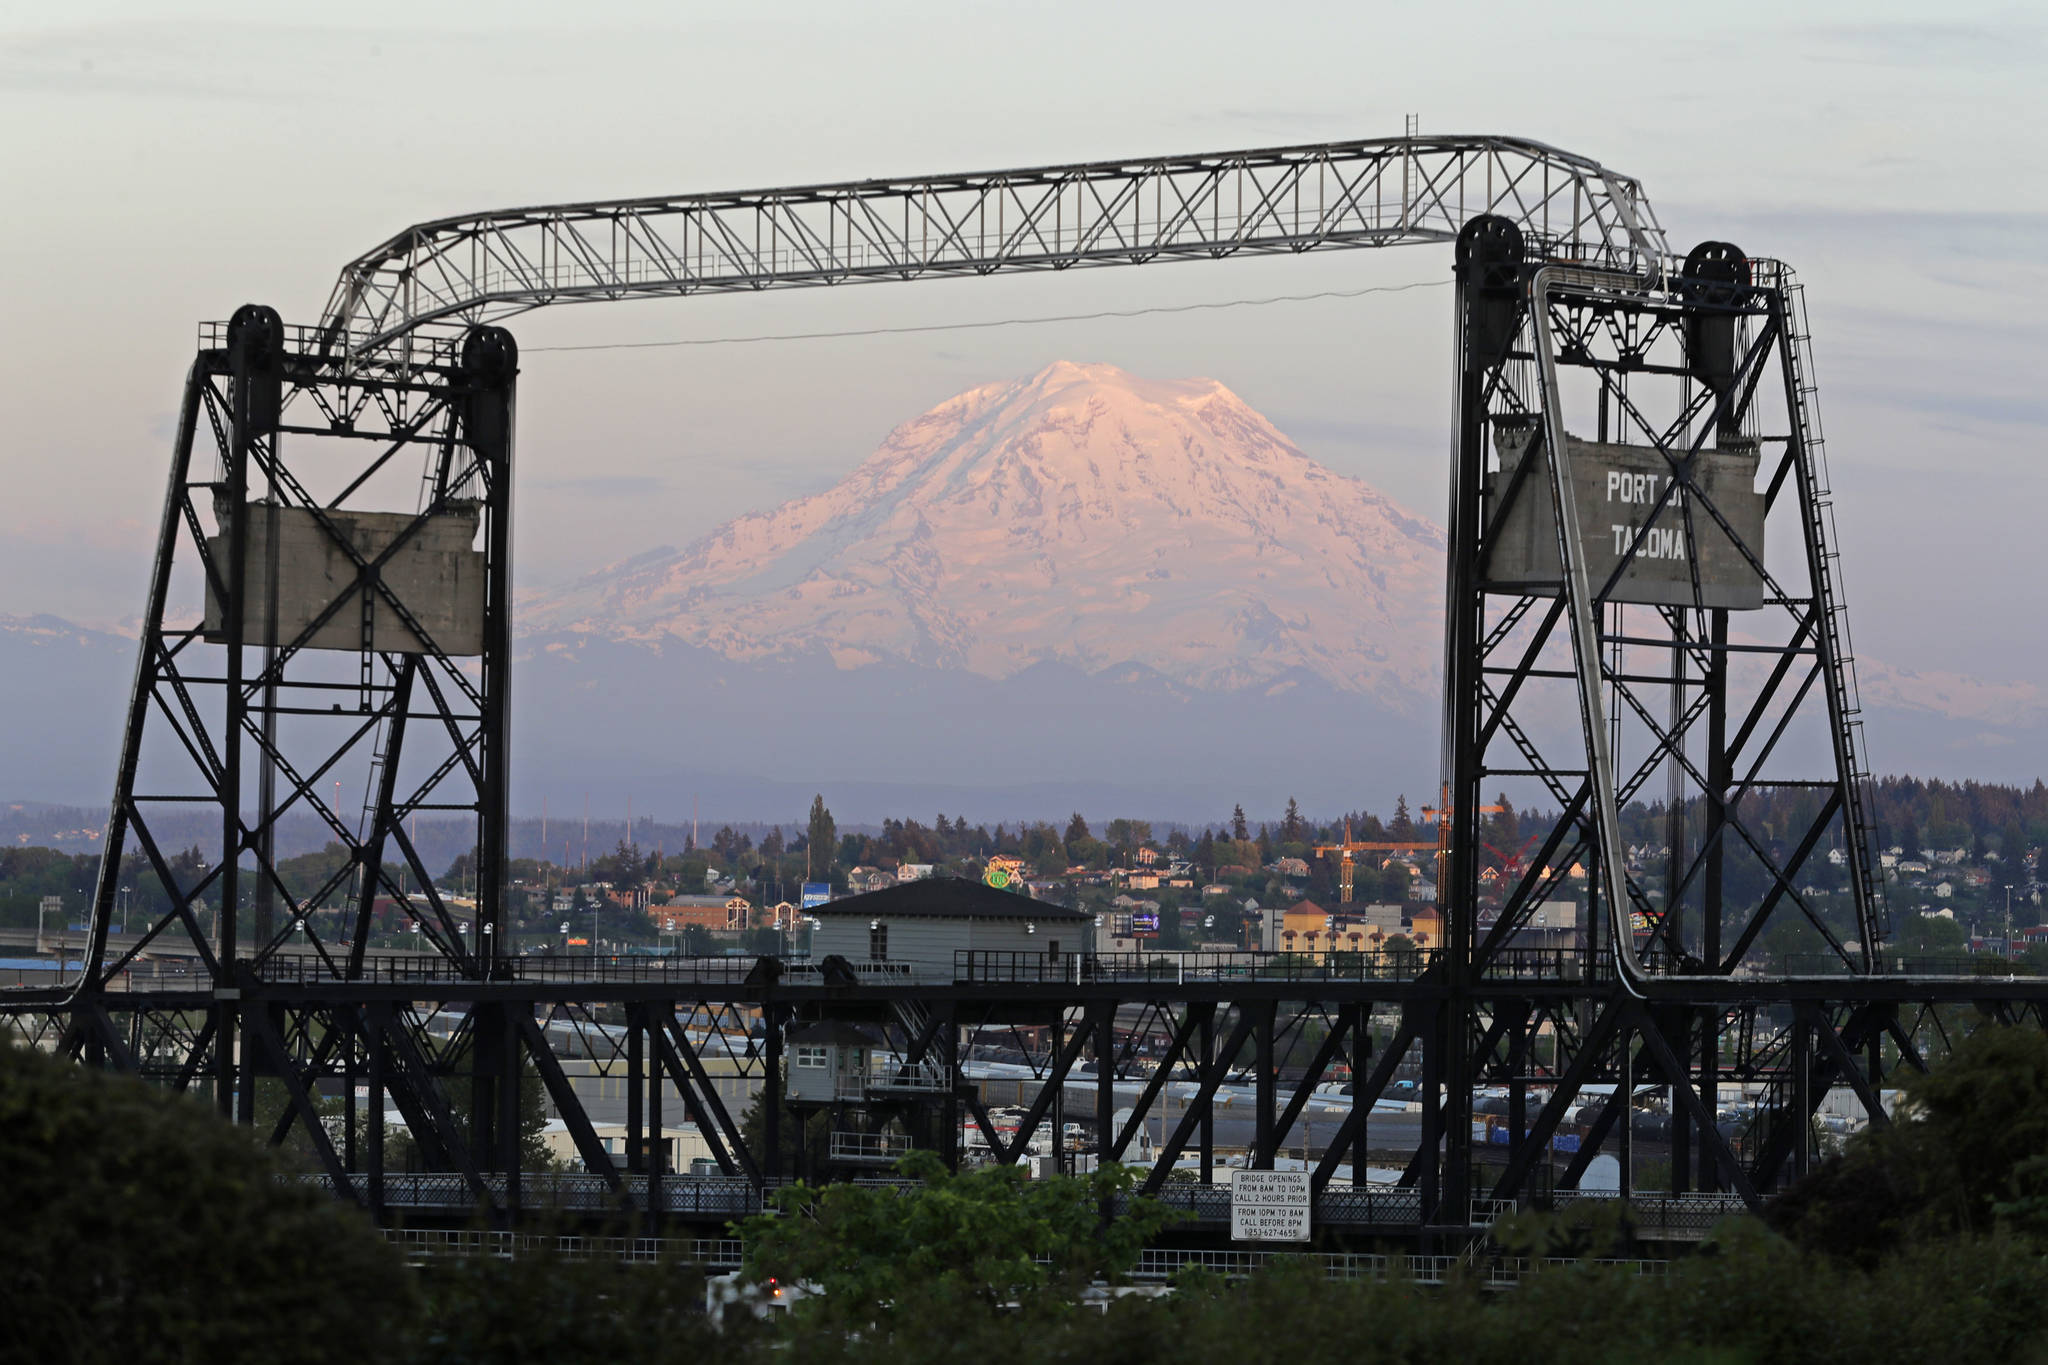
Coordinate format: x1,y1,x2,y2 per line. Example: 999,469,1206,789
5,133,2034,1244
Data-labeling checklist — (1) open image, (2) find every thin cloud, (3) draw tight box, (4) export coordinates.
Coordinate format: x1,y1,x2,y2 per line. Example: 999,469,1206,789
1797,22,2048,69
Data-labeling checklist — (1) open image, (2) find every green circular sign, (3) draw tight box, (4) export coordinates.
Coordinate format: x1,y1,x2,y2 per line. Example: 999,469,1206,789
984,867,1012,889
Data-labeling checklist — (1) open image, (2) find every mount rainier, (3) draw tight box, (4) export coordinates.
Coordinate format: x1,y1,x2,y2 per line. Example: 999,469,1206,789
526,361,1447,708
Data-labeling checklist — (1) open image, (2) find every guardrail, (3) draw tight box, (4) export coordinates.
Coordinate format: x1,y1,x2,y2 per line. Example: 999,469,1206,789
955,948,1606,987
1545,1190,1751,1241
385,1230,1666,1284
256,953,787,986
237,946,1619,989
1478,949,1602,982
315,1172,763,1217
1132,1184,1430,1227
955,949,1445,986
1783,953,2046,979
1129,1247,1666,1285
868,1060,950,1092
386,1229,745,1268
339,1172,1740,1239
827,1132,913,1163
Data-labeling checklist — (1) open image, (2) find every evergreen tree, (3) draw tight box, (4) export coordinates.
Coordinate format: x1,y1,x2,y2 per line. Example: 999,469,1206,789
1281,797,1304,844
1231,804,1250,842
806,796,836,884
1391,796,1415,840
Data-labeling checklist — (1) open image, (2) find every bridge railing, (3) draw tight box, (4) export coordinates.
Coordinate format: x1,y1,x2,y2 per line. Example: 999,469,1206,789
1478,949,1600,982
1784,953,2045,979
253,953,788,987
386,1228,745,1268
1544,1190,1751,1241
384,1229,1669,1283
954,949,1444,986
312,1172,766,1217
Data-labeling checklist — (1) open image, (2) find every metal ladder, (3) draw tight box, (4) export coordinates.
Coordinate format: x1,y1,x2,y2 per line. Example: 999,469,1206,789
1780,275,1890,961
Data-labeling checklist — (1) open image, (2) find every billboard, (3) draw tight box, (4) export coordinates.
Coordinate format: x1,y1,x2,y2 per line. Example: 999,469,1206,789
801,883,832,910
1131,911,1160,934
1484,423,1765,610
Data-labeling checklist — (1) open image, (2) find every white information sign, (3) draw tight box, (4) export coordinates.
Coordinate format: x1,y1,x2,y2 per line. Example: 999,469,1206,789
1229,1169,1311,1243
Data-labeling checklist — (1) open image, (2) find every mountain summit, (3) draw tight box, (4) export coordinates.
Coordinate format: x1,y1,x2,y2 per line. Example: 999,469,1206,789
527,362,1446,707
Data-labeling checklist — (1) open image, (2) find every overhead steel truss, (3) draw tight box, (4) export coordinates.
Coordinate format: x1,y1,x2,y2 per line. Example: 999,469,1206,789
321,135,1666,356
5,134,2040,1245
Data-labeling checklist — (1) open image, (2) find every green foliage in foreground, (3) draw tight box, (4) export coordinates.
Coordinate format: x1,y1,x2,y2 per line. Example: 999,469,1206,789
755,1232,2048,1365
1769,1024,2048,1263
735,1148,1183,1326
408,1247,734,1365
0,1039,412,1365
9,1032,2048,1365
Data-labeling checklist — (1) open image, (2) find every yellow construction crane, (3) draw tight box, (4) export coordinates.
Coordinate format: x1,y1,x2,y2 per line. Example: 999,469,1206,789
1420,791,1507,885
1313,795,1509,904
1312,820,1440,904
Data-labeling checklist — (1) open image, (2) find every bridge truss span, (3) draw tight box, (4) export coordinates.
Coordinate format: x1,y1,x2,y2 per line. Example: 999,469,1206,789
322,135,1667,355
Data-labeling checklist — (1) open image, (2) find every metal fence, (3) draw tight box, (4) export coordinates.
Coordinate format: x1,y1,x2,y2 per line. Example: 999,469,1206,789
320,1172,763,1217
383,1230,1665,1284
955,949,1445,986
1545,1191,1750,1241
385,1228,745,1268
1131,1184,1429,1228
256,953,782,986
1128,1247,1666,1286
246,945,1612,988
828,1132,913,1163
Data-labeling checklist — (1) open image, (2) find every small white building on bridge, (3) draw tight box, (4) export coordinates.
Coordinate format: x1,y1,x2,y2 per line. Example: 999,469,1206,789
808,879,1089,984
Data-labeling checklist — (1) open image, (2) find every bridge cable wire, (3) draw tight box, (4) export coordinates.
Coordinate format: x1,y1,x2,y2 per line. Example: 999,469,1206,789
521,279,1452,353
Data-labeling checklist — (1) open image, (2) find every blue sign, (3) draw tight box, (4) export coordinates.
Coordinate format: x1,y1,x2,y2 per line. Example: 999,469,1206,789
801,883,832,910
1132,912,1160,933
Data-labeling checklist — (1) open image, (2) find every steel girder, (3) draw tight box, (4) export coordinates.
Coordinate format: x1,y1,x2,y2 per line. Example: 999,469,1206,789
6,974,2037,1238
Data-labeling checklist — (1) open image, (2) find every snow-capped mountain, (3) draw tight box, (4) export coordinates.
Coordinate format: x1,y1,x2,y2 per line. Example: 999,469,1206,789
525,362,1447,710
